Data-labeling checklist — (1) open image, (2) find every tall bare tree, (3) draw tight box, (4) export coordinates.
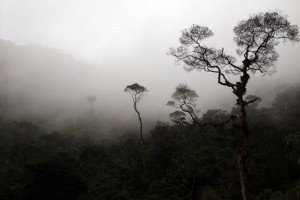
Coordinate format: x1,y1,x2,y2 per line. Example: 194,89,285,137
169,11,299,200
124,83,148,144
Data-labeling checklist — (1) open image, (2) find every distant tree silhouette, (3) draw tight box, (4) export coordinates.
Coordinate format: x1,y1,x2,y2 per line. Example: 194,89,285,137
124,83,148,144
86,96,96,114
169,11,299,200
167,83,231,127
167,84,200,125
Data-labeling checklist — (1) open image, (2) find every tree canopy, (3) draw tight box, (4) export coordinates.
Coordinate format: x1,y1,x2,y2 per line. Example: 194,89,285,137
169,11,299,86
124,83,148,101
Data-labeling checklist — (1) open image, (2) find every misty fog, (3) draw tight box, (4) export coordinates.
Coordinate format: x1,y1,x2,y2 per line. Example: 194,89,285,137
2,1,300,199
0,0,300,133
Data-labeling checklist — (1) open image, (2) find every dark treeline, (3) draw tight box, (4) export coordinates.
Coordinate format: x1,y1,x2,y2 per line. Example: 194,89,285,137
0,84,300,200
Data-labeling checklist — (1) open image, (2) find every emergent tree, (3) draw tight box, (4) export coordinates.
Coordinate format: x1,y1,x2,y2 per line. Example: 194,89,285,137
167,84,200,125
124,83,148,144
167,83,231,127
169,11,299,200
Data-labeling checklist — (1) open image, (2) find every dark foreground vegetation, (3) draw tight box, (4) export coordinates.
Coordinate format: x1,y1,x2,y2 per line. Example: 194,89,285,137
0,84,300,200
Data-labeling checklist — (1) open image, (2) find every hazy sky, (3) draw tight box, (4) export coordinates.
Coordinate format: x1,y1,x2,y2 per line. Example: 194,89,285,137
0,0,300,122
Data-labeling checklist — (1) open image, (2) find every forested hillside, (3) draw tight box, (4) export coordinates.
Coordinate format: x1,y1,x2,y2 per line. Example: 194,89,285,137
0,84,300,200
1,4,300,200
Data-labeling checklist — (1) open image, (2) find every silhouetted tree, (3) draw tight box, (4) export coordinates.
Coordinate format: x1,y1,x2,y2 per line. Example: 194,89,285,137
167,84,200,125
169,11,299,200
124,83,148,144
167,84,231,127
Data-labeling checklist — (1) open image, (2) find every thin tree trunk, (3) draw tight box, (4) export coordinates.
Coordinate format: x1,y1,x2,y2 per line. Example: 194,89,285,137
134,103,144,144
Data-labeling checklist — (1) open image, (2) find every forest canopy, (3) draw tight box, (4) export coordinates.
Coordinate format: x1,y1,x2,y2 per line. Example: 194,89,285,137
0,9,299,200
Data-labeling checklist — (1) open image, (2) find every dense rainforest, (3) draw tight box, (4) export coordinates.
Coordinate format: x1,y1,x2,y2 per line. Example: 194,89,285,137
0,83,299,200
0,9,299,200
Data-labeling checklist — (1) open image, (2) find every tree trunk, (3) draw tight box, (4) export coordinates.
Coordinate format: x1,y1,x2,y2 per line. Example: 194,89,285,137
234,67,251,200
237,101,251,200
134,103,144,144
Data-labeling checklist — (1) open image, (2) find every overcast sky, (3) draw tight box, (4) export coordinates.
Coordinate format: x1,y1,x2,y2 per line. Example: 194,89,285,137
0,0,300,122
